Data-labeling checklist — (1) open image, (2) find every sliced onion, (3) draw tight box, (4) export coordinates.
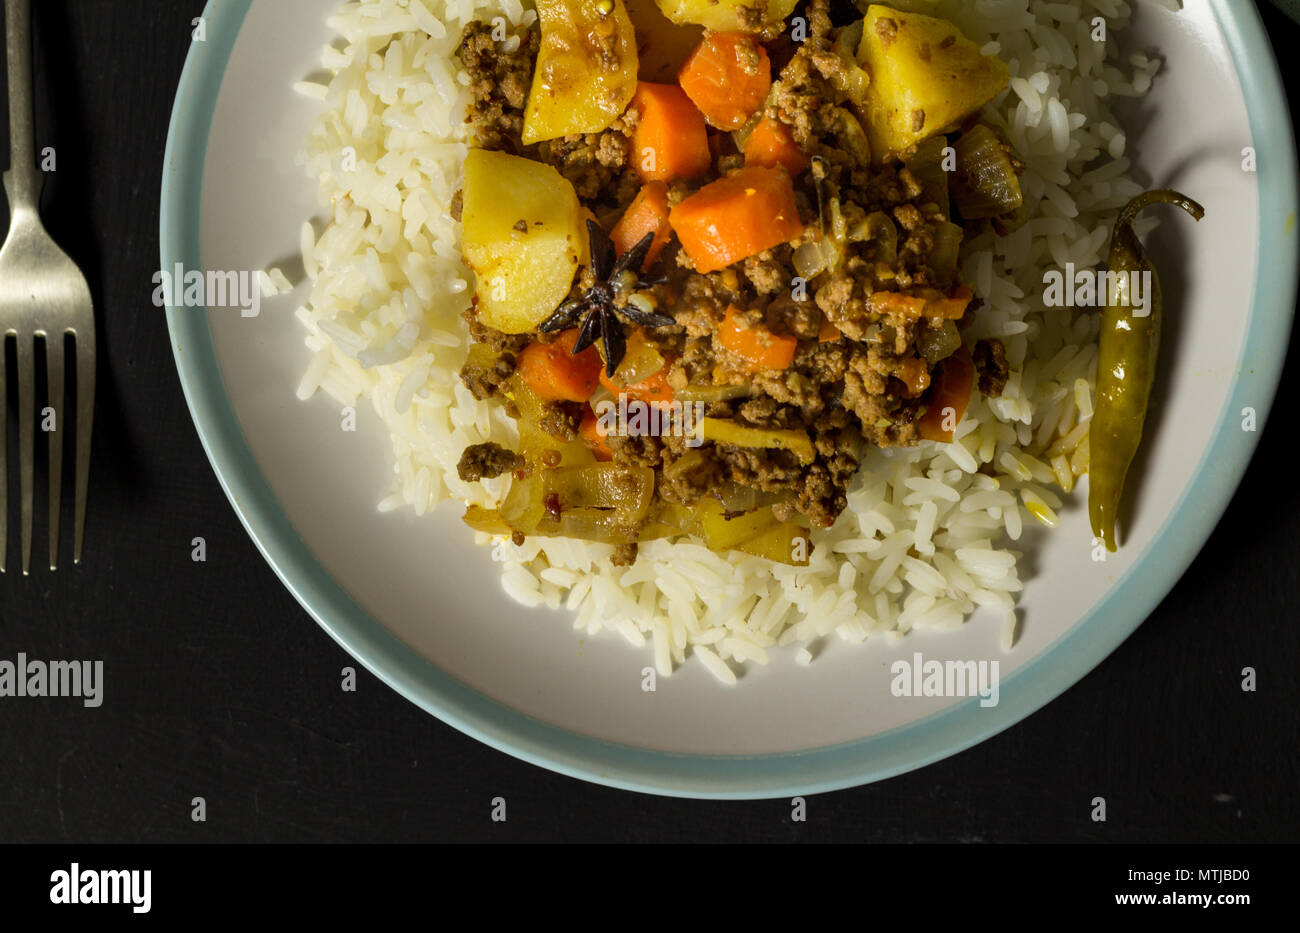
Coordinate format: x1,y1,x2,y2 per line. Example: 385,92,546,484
793,240,828,279
663,448,710,486
928,220,964,283
588,384,615,408
819,238,841,271
861,211,897,265
917,320,962,365
829,196,848,247
626,293,659,315
606,329,665,388
713,483,787,513
830,23,870,109
677,382,754,403
951,124,1024,220
810,195,850,274
831,108,872,166
714,482,759,512
732,108,764,153
906,136,951,218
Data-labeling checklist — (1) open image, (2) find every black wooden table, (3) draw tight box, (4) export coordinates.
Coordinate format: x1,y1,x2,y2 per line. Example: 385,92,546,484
0,0,1295,843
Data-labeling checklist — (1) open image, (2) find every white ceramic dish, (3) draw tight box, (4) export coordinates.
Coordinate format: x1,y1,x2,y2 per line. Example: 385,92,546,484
163,0,1297,796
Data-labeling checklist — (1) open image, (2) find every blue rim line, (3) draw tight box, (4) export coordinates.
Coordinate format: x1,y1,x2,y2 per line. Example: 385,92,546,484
161,0,1298,799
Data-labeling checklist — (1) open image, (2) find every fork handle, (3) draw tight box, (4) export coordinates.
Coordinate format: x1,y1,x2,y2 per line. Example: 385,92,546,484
3,0,40,212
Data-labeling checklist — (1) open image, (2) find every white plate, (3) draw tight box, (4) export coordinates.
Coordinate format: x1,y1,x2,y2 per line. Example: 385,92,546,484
163,0,1297,796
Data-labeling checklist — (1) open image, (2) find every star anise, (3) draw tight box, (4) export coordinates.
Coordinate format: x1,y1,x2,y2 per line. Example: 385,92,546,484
538,220,675,377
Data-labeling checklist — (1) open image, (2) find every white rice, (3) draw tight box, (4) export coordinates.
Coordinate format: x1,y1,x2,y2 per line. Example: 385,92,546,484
292,0,1169,685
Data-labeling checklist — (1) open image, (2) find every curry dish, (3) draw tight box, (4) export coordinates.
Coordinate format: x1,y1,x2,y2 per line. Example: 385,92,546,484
453,0,1037,566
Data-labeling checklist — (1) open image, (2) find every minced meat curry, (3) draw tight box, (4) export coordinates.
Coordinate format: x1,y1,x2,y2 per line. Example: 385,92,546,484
454,0,1027,565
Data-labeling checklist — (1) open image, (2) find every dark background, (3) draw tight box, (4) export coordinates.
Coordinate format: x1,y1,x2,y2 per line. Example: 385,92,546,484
0,0,1296,843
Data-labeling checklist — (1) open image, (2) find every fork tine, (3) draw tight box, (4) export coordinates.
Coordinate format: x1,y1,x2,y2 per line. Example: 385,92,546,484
15,332,34,574
73,331,94,564
46,333,64,571
0,335,7,573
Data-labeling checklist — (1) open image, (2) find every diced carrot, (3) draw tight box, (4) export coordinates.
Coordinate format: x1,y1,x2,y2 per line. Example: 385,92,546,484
867,291,929,317
745,116,808,177
630,82,712,184
868,285,974,321
516,329,603,403
610,182,674,270
669,166,804,274
678,33,771,131
717,307,798,373
599,357,677,405
817,315,842,342
918,345,975,442
579,408,614,461
923,284,973,320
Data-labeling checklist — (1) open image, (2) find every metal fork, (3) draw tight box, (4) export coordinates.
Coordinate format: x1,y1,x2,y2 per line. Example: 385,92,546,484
0,0,94,573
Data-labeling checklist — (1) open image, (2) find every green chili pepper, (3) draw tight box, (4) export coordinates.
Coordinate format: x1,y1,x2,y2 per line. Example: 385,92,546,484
1088,188,1205,551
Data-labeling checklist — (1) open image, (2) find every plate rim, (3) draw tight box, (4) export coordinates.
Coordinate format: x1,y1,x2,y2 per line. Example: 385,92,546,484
161,0,1299,799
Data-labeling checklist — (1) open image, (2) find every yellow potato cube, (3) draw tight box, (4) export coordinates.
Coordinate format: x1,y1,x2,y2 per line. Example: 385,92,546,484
460,149,585,334
857,4,1010,160
624,0,702,83
522,0,640,144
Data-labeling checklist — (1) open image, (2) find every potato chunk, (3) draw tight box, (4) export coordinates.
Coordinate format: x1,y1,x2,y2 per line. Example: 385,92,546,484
624,0,702,82
653,0,797,35
522,0,639,144
461,150,585,334
856,5,1010,161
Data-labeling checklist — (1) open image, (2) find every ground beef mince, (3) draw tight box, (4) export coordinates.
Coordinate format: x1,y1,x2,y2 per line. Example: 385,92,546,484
459,306,530,400
769,294,821,341
457,442,523,483
609,433,663,469
535,117,637,203
460,349,517,401
673,272,737,338
457,22,538,154
743,248,791,296
736,0,782,38
766,36,837,151
973,338,1010,397
658,444,725,506
537,402,582,442
462,308,528,356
